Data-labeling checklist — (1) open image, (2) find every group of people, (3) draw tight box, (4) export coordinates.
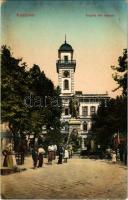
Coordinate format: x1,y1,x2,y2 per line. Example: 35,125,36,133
2,142,127,171
2,142,73,169
31,144,73,169
106,145,127,165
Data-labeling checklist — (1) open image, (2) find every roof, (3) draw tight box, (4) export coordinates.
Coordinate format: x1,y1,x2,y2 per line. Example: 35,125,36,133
59,41,73,52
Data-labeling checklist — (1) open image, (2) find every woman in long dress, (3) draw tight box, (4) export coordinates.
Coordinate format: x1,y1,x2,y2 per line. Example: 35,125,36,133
2,143,17,168
48,145,54,164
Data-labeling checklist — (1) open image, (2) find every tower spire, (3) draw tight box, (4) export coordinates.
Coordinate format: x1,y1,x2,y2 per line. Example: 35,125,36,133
65,34,67,43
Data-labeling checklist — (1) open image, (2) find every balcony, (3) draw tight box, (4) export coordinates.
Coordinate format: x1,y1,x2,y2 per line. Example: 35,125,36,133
56,60,76,72
57,60,76,64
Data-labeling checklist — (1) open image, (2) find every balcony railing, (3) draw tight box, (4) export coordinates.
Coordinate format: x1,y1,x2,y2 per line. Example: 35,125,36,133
56,60,76,72
56,60,76,64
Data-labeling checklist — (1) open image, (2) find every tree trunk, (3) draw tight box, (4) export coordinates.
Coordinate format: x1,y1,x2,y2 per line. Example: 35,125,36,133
9,123,20,152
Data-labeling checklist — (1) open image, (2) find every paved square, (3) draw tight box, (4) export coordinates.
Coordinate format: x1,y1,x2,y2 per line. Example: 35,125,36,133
1,157,127,199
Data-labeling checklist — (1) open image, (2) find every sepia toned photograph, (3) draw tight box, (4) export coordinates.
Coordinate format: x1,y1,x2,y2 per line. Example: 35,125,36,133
1,0,127,199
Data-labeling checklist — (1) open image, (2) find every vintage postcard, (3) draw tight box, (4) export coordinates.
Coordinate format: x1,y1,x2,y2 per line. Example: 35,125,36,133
1,0,127,199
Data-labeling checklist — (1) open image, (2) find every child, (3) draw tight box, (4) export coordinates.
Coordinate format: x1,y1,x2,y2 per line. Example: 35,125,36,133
111,150,117,164
64,148,69,163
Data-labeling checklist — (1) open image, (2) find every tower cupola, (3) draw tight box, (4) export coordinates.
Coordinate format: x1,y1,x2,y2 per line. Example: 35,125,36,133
56,37,76,95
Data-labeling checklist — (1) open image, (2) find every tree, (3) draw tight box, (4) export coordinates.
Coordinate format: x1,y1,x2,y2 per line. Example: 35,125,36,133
111,49,127,138
69,131,81,152
27,65,62,145
92,97,127,146
1,46,29,150
42,86,63,145
1,46,63,150
91,49,127,147
111,49,127,96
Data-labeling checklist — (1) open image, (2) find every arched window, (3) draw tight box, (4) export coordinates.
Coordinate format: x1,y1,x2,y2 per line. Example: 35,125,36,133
90,106,96,115
64,79,69,90
83,122,87,131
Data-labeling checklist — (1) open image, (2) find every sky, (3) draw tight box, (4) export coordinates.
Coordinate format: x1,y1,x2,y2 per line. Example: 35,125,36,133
1,0,128,97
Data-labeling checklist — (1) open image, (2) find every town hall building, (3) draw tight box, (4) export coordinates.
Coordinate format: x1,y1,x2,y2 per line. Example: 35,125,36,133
56,39,109,148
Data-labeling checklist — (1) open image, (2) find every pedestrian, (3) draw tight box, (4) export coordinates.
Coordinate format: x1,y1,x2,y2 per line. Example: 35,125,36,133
2,143,17,168
31,147,38,169
111,150,116,164
38,145,45,167
68,144,73,158
58,145,64,164
64,147,69,163
53,144,57,160
48,144,54,164
19,139,27,165
106,146,111,160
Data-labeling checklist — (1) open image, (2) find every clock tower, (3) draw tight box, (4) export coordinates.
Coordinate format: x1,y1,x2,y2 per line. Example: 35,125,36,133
56,38,76,95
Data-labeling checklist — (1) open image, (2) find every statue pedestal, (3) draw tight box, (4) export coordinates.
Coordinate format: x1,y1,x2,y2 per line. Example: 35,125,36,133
68,118,81,135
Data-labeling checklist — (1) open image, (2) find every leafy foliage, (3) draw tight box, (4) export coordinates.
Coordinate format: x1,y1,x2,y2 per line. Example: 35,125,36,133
1,46,62,150
91,49,127,146
92,96,127,145
111,49,127,96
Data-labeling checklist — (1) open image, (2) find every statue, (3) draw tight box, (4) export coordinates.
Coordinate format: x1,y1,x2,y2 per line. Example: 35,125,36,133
69,96,79,118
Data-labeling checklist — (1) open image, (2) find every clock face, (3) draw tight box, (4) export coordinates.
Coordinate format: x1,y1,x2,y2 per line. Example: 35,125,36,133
63,70,70,77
